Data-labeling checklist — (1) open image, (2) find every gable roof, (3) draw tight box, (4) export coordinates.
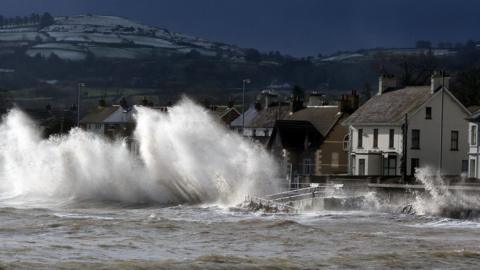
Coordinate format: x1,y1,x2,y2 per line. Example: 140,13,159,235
286,106,342,136
80,106,119,124
249,106,290,128
344,86,432,125
219,107,241,125
230,106,258,127
231,105,292,129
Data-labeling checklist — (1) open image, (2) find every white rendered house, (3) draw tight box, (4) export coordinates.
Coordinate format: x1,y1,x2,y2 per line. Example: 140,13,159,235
343,72,470,177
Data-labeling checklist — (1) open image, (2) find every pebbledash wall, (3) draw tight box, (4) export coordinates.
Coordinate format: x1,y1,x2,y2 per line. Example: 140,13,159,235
348,78,470,177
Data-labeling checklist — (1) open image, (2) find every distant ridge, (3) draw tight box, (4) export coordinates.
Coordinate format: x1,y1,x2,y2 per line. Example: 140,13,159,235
0,14,245,61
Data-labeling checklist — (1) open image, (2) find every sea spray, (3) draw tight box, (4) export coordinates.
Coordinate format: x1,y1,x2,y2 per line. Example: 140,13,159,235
0,99,281,206
412,167,480,218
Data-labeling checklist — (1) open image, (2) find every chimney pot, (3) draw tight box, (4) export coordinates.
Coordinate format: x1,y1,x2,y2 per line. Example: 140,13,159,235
431,71,450,93
378,74,397,95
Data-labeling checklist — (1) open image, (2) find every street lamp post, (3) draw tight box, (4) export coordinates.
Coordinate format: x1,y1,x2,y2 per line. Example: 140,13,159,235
242,79,251,135
77,83,86,127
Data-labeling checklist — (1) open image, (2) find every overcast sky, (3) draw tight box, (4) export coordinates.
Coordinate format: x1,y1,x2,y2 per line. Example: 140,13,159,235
0,0,478,56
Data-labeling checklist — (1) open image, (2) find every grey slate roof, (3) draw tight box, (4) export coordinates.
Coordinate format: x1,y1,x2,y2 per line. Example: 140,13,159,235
80,106,118,124
286,106,341,136
344,86,432,125
230,106,258,127
249,106,290,128
232,106,290,128
468,109,480,122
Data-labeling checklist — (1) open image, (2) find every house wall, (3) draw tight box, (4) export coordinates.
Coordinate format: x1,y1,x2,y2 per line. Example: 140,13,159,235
243,127,272,137
349,125,403,175
85,123,105,134
315,121,349,175
407,90,469,176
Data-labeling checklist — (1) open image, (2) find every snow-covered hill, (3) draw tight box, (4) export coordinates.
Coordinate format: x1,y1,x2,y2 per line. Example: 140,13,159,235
0,15,244,61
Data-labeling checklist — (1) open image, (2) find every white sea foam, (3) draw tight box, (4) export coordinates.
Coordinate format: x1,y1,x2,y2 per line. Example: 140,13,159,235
0,98,281,206
411,167,480,218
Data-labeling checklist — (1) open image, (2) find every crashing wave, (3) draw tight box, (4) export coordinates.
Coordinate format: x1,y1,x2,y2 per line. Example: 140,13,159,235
0,99,281,206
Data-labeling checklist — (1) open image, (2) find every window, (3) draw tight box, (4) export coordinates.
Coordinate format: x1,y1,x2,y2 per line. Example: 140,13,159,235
471,125,477,146
331,152,339,168
358,129,363,148
303,158,313,175
411,129,420,149
411,158,420,176
469,159,477,178
389,129,395,148
425,107,432,119
462,160,469,174
383,155,397,176
358,159,365,176
343,135,349,151
451,131,459,151
373,129,378,148
95,124,102,129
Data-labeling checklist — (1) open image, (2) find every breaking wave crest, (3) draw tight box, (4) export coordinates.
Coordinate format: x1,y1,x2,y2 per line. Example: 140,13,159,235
410,167,480,219
0,99,280,206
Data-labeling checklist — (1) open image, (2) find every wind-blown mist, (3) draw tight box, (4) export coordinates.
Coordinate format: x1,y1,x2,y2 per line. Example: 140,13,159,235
0,99,280,206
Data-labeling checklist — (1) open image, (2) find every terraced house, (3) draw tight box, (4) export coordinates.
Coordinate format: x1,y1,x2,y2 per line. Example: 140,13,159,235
344,72,470,177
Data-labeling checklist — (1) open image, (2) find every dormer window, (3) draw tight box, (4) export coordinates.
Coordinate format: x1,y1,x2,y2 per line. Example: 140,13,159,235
426,107,432,119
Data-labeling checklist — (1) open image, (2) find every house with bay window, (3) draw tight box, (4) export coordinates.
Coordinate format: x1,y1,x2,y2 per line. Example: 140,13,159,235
343,72,470,177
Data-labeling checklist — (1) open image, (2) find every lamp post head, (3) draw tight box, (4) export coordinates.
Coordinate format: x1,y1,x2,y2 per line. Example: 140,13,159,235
243,79,251,84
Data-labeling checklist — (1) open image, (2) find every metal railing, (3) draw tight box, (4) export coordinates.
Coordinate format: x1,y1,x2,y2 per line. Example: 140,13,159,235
243,183,346,213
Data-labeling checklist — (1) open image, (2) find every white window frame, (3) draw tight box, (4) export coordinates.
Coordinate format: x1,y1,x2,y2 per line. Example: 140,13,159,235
343,134,350,151
471,125,477,146
469,158,477,178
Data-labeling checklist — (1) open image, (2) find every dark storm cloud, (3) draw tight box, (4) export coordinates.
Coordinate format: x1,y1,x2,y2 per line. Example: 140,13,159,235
0,0,478,56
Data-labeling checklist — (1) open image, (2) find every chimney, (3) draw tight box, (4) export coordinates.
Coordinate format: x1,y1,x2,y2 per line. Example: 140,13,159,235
350,90,359,111
339,90,360,114
260,90,278,109
431,71,450,93
378,74,397,95
339,95,348,113
98,98,106,108
290,96,304,113
119,97,129,111
307,91,327,107
227,100,234,108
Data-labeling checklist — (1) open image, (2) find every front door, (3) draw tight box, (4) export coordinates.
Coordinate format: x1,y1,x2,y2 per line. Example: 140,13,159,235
358,159,365,176
470,159,477,178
